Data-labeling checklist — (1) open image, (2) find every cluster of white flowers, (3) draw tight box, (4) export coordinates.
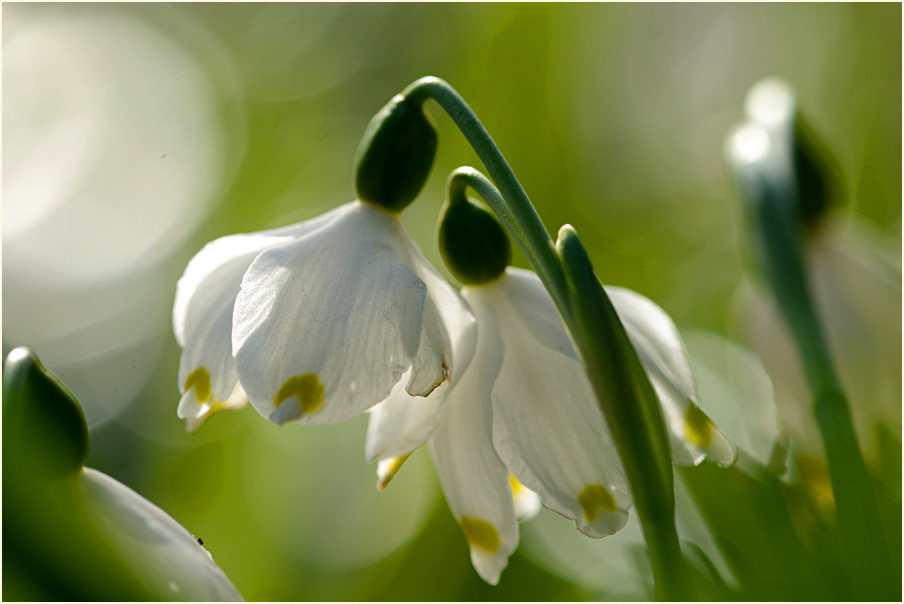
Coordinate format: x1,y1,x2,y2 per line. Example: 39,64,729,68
173,197,734,584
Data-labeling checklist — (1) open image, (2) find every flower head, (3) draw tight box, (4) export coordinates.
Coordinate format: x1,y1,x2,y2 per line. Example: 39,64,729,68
173,200,475,432
362,171,737,585
415,267,734,583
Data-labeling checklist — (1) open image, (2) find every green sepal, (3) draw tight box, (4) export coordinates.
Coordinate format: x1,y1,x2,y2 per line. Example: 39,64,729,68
439,182,511,284
3,346,89,480
354,94,437,212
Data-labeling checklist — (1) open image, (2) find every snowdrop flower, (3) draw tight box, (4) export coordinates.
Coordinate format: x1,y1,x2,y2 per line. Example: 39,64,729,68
172,200,476,432
173,90,483,432
371,183,734,584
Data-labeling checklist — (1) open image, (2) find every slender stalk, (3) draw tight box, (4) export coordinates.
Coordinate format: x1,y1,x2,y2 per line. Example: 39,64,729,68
423,91,688,596
745,172,890,596
404,78,571,321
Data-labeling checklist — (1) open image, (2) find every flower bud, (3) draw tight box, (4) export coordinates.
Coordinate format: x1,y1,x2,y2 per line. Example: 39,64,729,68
439,187,511,285
3,347,88,480
793,116,839,227
743,78,839,228
355,94,438,213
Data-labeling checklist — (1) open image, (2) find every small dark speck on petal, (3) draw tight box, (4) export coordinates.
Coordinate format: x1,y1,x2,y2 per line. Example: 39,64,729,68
161,153,167,159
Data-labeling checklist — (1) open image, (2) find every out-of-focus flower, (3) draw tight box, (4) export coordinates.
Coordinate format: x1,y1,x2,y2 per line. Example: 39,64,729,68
732,212,901,463
372,266,735,584
727,78,901,465
172,200,475,431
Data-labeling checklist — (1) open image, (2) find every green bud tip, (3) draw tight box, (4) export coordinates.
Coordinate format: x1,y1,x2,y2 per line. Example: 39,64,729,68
439,169,512,285
743,78,837,227
355,93,438,213
3,346,89,480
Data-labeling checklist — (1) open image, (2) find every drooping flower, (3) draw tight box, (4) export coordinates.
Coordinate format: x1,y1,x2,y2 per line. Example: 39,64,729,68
362,170,737,584
369,265,735,584
172,200,475,432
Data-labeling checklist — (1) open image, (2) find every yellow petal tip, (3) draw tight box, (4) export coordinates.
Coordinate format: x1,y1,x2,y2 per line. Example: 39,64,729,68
578,483,617,522
274,373,325,415
376,452,412,490
460,516,500,553
684,404,715,448
184,367,212,403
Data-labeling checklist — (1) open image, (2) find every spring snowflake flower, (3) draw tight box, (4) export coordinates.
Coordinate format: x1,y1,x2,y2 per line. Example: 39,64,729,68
172,200,475,431
370,267,735,584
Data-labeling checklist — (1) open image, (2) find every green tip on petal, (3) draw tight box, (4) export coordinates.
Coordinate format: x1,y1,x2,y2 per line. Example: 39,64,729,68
354,94,438,213
439,168,511,284
3,347,89,480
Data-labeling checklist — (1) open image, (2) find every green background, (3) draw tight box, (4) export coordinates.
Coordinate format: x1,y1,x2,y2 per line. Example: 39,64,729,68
3,3,900,600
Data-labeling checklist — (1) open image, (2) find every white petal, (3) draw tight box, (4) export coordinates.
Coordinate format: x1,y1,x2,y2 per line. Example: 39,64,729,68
493,267,580,361
173,206,346,430
232,201,427,426
429,301,517,585
481,271,631,539
606,286,736,467
365,368,447,462
511,475,541,521
375,452,414,490
683,331,785,472
399,227,478,397
365,238,479,462
173,208,343,347
182,382,248,434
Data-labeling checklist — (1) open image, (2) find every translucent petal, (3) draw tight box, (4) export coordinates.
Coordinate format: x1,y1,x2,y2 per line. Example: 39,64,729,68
366,243,477,463
173,208,342,347
683,331,785,472
494,268,579,361
511,475,541,521
180,381,248,434
606,286,736,467
429,300,517,585
232,202,428,425
365,369,448,462
399,227,478,397
482,272,631,539
174,206,345,430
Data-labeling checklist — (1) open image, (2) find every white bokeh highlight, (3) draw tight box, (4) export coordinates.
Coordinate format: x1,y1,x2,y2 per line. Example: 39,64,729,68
3,6,230,425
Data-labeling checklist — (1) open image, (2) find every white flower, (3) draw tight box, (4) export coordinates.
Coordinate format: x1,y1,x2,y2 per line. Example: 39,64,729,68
369,267,734,584
172,200,475,431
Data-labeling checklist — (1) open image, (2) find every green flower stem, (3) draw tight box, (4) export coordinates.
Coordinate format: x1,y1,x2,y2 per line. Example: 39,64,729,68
403,78,570,321
439,164,687,598
743,173,890,595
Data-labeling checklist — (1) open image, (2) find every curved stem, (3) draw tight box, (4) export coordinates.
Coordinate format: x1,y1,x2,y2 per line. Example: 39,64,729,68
404,78,570,320
418,79,687,597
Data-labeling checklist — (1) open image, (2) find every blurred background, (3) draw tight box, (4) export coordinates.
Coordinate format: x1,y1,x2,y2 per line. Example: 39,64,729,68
3,3,900,600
